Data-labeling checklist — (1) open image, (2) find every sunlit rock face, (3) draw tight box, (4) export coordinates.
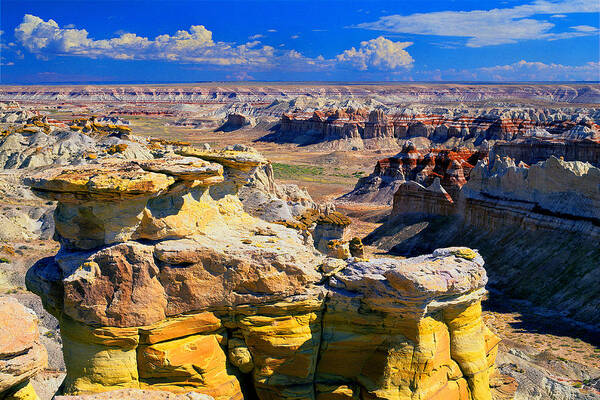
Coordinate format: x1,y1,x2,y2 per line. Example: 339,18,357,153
25,147,500,400
0,297,48,400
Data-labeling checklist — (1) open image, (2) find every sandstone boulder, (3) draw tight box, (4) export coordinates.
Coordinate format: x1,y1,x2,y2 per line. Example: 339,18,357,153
0,297,47,399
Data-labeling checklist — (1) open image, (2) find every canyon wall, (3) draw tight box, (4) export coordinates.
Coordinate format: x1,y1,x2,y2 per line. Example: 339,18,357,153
367,156,600,328
492,138,600,166
24,148,501,400
275,107,600,149
340,143,487,205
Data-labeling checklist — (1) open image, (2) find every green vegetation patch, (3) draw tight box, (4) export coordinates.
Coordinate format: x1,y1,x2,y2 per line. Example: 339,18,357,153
272,163,324,179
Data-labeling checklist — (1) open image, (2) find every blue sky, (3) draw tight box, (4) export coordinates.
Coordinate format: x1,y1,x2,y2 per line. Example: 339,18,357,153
1,0,599,83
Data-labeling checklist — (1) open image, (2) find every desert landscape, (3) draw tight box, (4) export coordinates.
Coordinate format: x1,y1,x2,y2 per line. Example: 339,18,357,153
0,82,598,400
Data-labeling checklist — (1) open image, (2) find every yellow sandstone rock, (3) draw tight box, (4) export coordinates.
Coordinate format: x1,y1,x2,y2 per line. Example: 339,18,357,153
59,317,140,394
137,334,242,400
23,147,500,400
443,302,492,400
139,312,222,345
3,381,40,400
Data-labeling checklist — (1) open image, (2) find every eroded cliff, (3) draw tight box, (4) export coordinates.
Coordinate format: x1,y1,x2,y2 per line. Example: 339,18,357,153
367,156,600,329
272,107,599,150
24,149,501,400
340,143,486,205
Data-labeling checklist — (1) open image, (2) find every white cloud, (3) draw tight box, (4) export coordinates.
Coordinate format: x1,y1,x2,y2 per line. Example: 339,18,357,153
336,36,413,71
248,34,264,40
13,14,420,73
476,60,600,81
14,14,277,66
424,60,600,81
291,35,300,39
550,14,568,17
571,25,599,32
356,0,600,47
267,29,277,33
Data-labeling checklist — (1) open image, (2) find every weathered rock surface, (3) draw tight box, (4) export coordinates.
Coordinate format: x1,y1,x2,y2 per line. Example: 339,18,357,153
273,106,600,149
25,152,501,399
217,113,256,132
367,155,600,329
341,143,486,205
0,297,48,400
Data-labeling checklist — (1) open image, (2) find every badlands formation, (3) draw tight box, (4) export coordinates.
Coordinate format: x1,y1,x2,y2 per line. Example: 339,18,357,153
0,83,599,400
23,148,501,400
364,155,600,328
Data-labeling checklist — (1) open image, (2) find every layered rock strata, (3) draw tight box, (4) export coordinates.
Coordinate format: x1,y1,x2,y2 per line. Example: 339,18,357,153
341,144,486,205
369,156,600,328
3,84,596,104
0,297,48,400
389,155,600,231
276,107,600,148
492,137,600,167
25,153,500,400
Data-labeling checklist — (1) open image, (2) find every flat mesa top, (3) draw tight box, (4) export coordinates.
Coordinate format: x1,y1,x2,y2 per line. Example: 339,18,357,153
24,157,225,199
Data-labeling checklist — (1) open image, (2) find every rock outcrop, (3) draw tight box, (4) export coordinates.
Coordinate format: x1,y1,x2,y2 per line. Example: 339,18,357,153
0,113,317,242
217,113,256,132
462,155,600,224
274,107,599,149
0,297,48,400
368,155,600,328
0,123,151,170
340,144,486,205
492,137,600,167
25,151,500,400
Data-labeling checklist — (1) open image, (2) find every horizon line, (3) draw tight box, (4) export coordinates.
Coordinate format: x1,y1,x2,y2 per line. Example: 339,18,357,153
1,80,599,86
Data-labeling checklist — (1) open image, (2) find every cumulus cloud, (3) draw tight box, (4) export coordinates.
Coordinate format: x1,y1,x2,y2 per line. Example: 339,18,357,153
13,14,421,73
14,14,276,65
356,0,600,47
248,34,264,40
336,36,413,71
